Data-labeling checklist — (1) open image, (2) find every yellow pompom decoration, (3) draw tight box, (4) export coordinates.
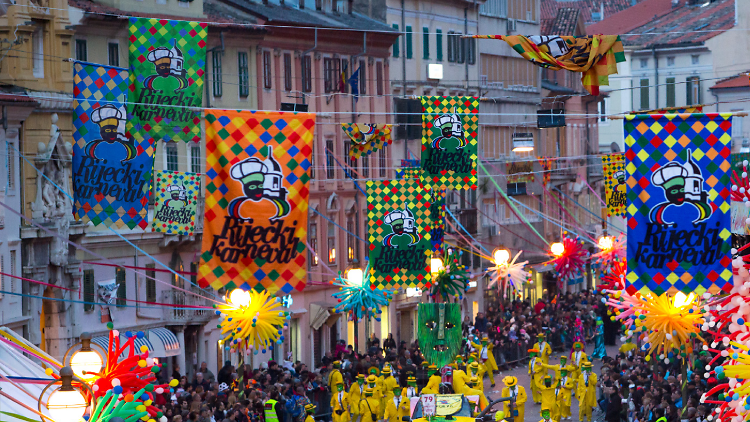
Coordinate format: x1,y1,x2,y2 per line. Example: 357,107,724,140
140,345,149,353
45,368,54,376
138,360,147,368
136,405,147,412
144,400,153,407
141,416,149,421
645,355,651,362
169,379,179,387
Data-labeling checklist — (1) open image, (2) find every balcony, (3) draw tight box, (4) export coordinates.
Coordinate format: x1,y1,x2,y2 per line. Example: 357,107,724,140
161,290,214,324
459,208,478,235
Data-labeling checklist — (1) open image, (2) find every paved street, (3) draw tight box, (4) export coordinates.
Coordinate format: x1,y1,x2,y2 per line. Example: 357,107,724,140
481,343,621,422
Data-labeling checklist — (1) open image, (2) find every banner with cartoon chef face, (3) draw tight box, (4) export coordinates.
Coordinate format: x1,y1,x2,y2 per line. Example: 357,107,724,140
602,153,626,217
128,18,207,143
420,96,478,191
152,170,200,235
367,179,432,289
199,110,314,294
72,62,155,229
624,113,733,296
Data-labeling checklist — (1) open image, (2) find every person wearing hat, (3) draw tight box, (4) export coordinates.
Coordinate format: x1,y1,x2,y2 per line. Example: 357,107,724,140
86,104,136,163
570,342,588,387
164,184,188,209
422,364,441,394
467,362,485,391
450,354,466,371
380,366,397,419
304,403,317,422
543,356,575,383
453,362,489,410
528,349,544,404
365,374,384,419
470,337,498,387
359,388,380,422
384,386,410,422
331,383,350,422
535,375,558,419
501,376,526,422
349,374,366,422
329,361,344,391
535,333,552,365
539,407,555,422
576,362,597,422
554,367,575,421
591,318,606,360
619,338,636,357
404,376,419,398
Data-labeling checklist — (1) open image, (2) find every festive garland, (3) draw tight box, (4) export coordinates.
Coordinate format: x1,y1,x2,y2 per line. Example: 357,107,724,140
428,249,471,302
331,262,394,322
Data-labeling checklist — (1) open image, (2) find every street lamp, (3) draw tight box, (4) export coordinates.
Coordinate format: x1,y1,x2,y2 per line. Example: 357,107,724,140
346,267,364,287
493,248,510,266
430,257,444,276
39,366,92,422
64,332,104,381
228,288,251,308
550,242,565,257
597,235,614,251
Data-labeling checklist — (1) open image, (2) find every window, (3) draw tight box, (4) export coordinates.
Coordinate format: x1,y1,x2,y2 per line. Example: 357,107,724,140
423,27,430,59
212,51,223,97
7,141,14,191
376,62,383,96
359,59,366,95
599,98,608,122
190,143,201,174
640,78,650,110
692,54,700,65
146,264,156,303
340,59,349,93
75,39,87,62
310,143,315,179
309,223,318,265
326,138,335,179
165,142,178,172
190,261,198,286
238,52,249,98
666,56,675,67
9,250,15,294
108,42,119,67
344,140,351,177
686,76,700,105
32,28,43,78
405,26,413,59
639,58,648,69
302,55,312,93
379,147,386,177
263,51,272,90
346,216,355,262
666,77,676,108
448,31,462,63
479,0,507,17
83,270,95,312
327,222,336,264
466,37,476,65
392,24,400,58
436,29,443,61
362,154,369,178
284,53,293,91
324,58,341,93
0,256,4,299
116,267,126,307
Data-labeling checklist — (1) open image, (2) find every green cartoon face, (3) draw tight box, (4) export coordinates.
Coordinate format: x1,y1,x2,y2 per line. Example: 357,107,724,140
418,303,461,369
542,410,550,420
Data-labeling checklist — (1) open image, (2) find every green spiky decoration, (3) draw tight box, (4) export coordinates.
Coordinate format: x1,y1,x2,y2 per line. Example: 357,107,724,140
418,303,462,368
429,249,470,302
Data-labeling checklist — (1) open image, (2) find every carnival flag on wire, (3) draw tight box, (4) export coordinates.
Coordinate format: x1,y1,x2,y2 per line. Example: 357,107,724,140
602,153,626,217
366,179,432,289
731,152,750,234
342,123,393,160
624,113,733,296
128,18,207,143
199,110,314,294
72,62,155,229
421,96,478,191
152,170,200,235
429,189,446,253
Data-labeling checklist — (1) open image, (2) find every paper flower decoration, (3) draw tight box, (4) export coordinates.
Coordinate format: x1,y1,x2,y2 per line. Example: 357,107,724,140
549,235,588,281
428,249,471,302
215,289,288,354
487,250,530,295
332,262,394,321
89,385,166,422
591,235,625,268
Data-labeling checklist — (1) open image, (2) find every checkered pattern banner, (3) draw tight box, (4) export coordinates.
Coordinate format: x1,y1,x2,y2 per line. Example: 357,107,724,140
421,96,478,191
367,179,432,289
429,189,446,252
731,152,750,234
342,123,393,160
199,110,314,294
152,170,200,235
602,153,626,217
72,62,155,229
128,18,207,143
624,113,733,296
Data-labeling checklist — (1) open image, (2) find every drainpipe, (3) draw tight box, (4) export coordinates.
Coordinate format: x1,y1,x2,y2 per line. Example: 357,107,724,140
401,0,406,160
652,45,659,108
301,28,318,105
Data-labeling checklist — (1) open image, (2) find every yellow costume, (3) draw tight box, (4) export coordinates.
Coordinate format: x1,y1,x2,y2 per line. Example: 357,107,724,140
467,362,485,391
366,374,384,419
453,368,488,409
384,391,410,422
554,372,575,421
471,337,499,380
570,343,589,385
528,350,544,403
576,364,597,422
348,377,365,422
539,407,556,422
404,376,419,399
422,370,441,395
500,376,526,422
380,368,397,419
329,362,344,389
535,334,552,365
359,389,380,422
331,388,350,422
542,356,575,382
304,404,316,422
535,375,558,418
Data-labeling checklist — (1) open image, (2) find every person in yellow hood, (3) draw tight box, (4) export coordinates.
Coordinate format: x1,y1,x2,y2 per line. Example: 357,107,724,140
348,375,365,422
330,383,350,422
500,376,526,422
422,364,441,394
381,367,397,417
471,337,498,386
359,388,380,422
384,386,410,422
576,362,597,422
570,342,588,387
528,349,545,404
535,375,558,419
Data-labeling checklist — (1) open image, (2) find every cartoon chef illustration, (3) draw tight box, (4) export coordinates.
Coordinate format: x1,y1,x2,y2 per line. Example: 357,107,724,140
84,104,136,163
164,184,188,209
144,42,189,92
432,109,467,151
228,146,290,221
650,149,712,225
382,205,420,248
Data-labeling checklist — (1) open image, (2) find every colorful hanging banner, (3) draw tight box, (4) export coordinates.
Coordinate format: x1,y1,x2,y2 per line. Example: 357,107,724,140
430,189,446,252
538,157,554,185
366,179,432,289
731,153,750,234
152,170,200,235
421,96,478,191
624,113,733,296
506,160,534,183
199,110,314,294
72,62,155,229
397,166,422,180
342,123,393,160
602,153,626,217
128,18,207,143
631,105,705,114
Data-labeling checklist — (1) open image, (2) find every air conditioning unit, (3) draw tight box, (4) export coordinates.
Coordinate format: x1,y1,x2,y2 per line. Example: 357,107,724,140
506,19,517,33
482,224,498,237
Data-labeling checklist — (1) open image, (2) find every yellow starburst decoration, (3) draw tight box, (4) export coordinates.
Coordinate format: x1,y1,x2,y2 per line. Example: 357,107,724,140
631,292,705,358
215,289,287,353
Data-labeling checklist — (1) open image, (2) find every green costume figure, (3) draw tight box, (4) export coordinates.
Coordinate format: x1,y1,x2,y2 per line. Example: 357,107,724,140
348,374,365,422
422,364,441,394
576,362,597,422
418,303,462,368
528,349,544,404
535,375,558,418
539,407,556,422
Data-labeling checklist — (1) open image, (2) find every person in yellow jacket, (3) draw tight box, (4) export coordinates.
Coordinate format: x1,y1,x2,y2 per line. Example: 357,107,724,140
380,367,398,419
467,362,485,392
542,356,574,382
539,407,556,422
348,375,365,422
452,362,489,410
535,375,558,418
535,333,552,365
471,337,498,386
450,354,466,371
365,374,384,419
500,376,526,422
304,404,316,422
576,362,597,422
554,368,575,421
422,365,441,394
368,367,384,393
384,386,410,422
359,388,380,422
570,342,588,386
331,383,350,422
619,338,636,357
404,376,419,398
329,361,344,390
528,349,545,404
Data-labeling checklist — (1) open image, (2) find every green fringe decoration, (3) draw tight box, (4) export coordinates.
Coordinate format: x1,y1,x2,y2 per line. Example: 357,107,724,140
418,303,462,368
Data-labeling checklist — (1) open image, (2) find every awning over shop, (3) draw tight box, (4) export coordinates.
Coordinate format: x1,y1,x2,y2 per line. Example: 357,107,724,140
310,303,331,330
148,327,181,357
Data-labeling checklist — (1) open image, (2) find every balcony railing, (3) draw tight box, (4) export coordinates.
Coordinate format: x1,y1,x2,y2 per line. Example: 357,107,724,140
161,290,213,323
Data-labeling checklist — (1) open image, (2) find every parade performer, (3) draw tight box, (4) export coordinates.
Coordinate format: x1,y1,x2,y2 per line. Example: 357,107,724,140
591,318,606,360
543,355,574,382
471,337,498,386
535,333,552,365
570,342,588,385
359,388,380,422
451,354,466,371
576,362,597,422
349,375,365,422
381,366,397,418
453,361,489,409
366,374,384,419
528,349,544,404
501,376,526,422
329,361,344,390
331,383,350,422
555,368,575,421
304,404,317,422
540,407,556,422
468,362,485,391
422,365,441,394
404,376,419,398
535,375,558,418
384,386,410,422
